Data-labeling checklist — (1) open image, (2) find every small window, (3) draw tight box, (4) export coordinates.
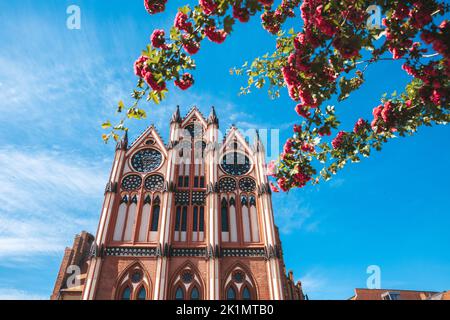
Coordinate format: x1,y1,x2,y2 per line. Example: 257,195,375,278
227,287,236,300
150,205,160,232
178,176,183,187
175,207,181,231
193,207,198,231
382,291,401,300
181,206,188,231
121,287,131,300
194,176,199,187
184,176,189,187
137,287,146,300
221,198,229,232
199,207,205,232
190,287,200,300
175,287,184,300
200,177,205,188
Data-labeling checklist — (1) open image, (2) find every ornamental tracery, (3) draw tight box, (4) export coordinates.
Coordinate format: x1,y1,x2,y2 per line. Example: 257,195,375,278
144,174,164,191
224,265,256,300
219,177,237,192
221,152,251,176
116,262,150,300
121,175,142,191
239,177,256,192
171,263,203,300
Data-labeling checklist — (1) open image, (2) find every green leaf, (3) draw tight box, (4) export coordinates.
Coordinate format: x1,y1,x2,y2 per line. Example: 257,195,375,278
118,100,125,112
101,121,111,129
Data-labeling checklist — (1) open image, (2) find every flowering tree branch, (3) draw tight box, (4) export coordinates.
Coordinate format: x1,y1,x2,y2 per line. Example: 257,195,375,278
102,0,449,192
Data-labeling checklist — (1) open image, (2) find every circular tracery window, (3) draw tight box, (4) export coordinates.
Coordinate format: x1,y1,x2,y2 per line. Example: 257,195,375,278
219,177,237,192
232,270,245,283
131,148,162,173
131,270,143,283
239,178,256,192
121,175,142,191
221,152,251,176
181,270,194,284
145,174,164,191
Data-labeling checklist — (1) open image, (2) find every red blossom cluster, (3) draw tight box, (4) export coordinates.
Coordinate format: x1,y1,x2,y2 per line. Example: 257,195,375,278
402,59,448,107
151,29,169,49
331,131,346,149
174,73,194,90
204,26,227,44
353,118,368,134
144,0,167,14
233,4,250,23
174,12,192,32
292,169,311,188
144,72,167,91
258,0,274,7
199,0,218,15
370,101,402,133
182,34,200,54
261,0,299,34
421,21,450,68
318,126,331,137
134,55,167,91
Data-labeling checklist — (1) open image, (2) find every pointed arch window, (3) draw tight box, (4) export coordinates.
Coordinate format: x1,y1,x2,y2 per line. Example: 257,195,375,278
175,287,184,300
190,287,200,300
227,286,237,300
137,287,147,300
116,265,151,300
224,267,257,300
242,286,251,300
150,197,160,232
121,287,131,300
221,198,229,232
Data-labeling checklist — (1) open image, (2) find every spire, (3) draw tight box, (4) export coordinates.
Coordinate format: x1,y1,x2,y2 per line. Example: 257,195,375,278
254,129,264,153
207,106,219,126
171,105,182,124
115,130,128,151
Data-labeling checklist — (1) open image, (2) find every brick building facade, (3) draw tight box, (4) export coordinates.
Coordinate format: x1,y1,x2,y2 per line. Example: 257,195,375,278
52,106,305,300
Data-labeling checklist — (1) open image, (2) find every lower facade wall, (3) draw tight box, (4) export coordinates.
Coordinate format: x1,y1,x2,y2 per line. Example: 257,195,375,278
92,256,271,300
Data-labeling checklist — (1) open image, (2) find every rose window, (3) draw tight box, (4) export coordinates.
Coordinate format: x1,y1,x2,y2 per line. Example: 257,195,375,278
121,175,142,191
239,178,256,192
144,174,164,191
221,152,251,176
131,148,162,173
219,177,237,192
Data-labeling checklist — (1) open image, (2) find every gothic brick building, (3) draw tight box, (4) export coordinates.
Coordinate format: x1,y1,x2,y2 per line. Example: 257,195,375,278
52,106,305,300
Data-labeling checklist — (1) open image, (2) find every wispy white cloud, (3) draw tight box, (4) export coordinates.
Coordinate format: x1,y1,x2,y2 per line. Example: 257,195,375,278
273,195,320,234
0,146,108,263
300,270,328,293
0,288,47,300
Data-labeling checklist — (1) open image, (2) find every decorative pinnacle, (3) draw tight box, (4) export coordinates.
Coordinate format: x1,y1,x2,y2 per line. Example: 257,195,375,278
207,106,219,126
171,105,182,124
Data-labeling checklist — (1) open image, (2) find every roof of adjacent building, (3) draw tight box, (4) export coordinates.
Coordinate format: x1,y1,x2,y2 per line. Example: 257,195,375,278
349,288,442,300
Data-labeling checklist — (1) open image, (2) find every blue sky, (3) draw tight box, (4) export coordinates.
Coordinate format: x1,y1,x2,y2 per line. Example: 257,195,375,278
0,0,449,300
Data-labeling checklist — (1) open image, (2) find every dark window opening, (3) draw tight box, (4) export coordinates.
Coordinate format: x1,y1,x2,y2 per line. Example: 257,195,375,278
221,198,229,232
121,287,131,300
150,205,160,232
191,287,200,300
137,287,146,300
199,207,205,232
181,206,188,231
175,287,184,300
175,207,181,231
226,287,236,300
